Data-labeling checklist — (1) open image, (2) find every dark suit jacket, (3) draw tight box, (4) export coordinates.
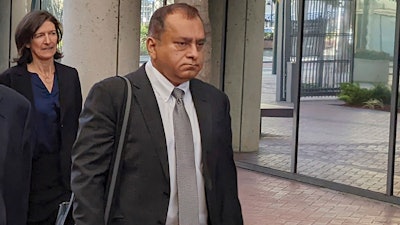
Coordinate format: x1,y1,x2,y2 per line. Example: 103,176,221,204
71,64,243,225
0,62,82,189
0,84,32,225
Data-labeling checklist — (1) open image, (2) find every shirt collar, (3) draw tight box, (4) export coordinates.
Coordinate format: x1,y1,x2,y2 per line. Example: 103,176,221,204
145,61,190,102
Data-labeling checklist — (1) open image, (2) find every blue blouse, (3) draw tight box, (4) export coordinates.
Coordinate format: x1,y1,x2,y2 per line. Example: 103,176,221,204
31,73,60,154
29,73,66,221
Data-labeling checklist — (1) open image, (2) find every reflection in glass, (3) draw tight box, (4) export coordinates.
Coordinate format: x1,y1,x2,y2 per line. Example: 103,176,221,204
140,0,166,65
234,0,292,172
32,0,64,54
258,48,293,172
297,0,395,194
394,74,400,196
39,0,64,23
1,1,32,71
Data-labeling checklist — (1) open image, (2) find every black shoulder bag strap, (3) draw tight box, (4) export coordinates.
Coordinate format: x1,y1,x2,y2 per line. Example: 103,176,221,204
56,76,132,225
104,76,132,224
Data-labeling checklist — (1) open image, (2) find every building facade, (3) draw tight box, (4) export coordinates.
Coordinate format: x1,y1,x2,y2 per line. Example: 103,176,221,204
2,0,400,206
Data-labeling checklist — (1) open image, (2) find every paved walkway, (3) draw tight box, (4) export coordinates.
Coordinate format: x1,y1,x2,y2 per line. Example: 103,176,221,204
238,168,400,224
235,53,400,223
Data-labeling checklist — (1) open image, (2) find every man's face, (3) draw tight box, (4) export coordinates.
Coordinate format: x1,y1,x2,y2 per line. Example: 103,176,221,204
147,12,206,86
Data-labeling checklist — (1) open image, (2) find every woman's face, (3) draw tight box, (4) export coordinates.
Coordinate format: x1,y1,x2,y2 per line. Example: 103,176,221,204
28,20,58,62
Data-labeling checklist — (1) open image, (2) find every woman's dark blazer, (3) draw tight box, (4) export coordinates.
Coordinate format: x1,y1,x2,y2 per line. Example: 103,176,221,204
0,61,82,189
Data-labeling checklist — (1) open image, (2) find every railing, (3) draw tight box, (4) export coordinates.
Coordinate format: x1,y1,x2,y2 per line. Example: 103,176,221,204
289,0,354,98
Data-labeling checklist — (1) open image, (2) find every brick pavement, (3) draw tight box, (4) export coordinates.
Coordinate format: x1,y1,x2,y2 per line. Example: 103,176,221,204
235,99,400,195
238,167,400,225
235,52,400,223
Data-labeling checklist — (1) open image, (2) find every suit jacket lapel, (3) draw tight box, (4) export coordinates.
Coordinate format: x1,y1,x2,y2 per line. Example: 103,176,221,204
127,69,214,187
190,80,213,190
129,66,170,181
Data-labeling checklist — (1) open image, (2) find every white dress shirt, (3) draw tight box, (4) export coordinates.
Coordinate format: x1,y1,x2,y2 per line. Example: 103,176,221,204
145,61,208,225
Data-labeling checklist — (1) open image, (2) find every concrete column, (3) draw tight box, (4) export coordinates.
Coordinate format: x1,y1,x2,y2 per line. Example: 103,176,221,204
209,0,227,89
225,0,264,152
3,0,29,69
118,0,141,75
62,0,141,99
0,0,11,71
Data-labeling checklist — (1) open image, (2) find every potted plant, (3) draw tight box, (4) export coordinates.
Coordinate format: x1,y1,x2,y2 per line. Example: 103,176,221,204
353,49,391,84
263,27,274,49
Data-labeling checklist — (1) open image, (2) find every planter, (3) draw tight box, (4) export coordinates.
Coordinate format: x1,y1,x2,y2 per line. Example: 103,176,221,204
263,39,273,49
353,58,389,84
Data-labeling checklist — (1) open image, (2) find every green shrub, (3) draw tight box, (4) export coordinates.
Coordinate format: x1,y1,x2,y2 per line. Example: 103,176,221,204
338,82,392,107
370,83,391,105
338,83,372,105
264,32,273,40
363,99,384,109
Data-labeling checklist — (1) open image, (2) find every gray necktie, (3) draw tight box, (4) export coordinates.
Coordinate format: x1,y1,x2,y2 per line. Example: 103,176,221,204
172,88,200,225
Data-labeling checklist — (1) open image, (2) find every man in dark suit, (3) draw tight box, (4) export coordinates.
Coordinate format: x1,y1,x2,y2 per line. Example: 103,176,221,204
71,3,243,225
0,84,32,225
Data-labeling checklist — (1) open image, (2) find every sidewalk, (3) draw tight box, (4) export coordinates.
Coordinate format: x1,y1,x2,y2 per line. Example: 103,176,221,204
238,167,400,225
235,51,400,224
